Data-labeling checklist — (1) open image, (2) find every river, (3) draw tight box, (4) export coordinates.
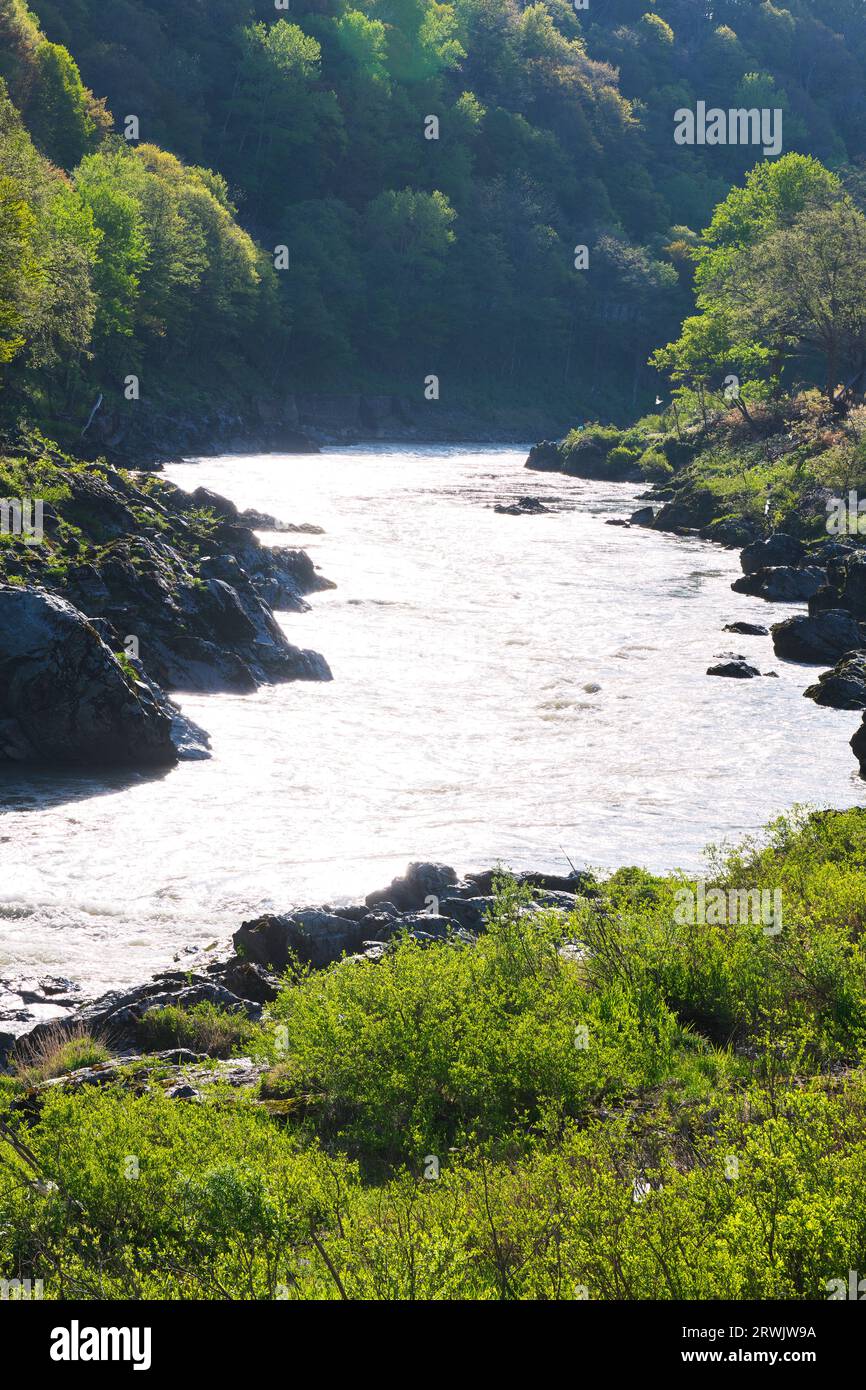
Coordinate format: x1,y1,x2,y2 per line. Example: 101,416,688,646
1,444,863,1002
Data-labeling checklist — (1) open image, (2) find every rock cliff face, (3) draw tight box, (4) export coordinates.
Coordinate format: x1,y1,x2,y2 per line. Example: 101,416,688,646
0,443,334,765
0,586,178,766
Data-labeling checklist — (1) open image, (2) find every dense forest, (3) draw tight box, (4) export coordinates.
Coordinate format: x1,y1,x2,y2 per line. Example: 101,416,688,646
4,0,866,447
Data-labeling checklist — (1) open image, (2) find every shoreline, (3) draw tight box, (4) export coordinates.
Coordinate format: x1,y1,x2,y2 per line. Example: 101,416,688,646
1,861,590,1061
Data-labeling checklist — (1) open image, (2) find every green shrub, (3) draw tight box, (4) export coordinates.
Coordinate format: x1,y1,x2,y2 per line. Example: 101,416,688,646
266,880,681,1161
638,447,673,480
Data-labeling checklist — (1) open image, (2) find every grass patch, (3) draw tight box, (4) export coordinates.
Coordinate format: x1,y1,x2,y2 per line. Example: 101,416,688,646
136,1002,260,1059
13,1027,111,1085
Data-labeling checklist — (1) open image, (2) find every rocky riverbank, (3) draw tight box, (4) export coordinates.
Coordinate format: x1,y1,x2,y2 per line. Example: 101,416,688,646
526,412,866,777
0,439,334,768
0,860,592,1066
81,392,568,469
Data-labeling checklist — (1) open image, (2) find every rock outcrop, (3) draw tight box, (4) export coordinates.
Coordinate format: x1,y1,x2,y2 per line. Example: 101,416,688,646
804,653,866,709
0,586,178,765
740,533,805,575
732,565,826,602
771,610,864,664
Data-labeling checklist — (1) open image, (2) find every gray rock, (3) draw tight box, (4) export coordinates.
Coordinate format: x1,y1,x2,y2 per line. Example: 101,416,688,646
724,621,768,636
494,496,550,516
732,565,825,602
707,660,761,679
438,896,494,932
233,910,363,970
740,533,805,575
771,609,864,664
804,652,866,709
0,585,177,766
852,715,866,776
166,1083,200,1101
365,862,458,912
524,441,563,471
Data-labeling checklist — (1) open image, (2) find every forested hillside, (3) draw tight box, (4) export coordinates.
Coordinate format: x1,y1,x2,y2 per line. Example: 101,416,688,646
5,0,866,448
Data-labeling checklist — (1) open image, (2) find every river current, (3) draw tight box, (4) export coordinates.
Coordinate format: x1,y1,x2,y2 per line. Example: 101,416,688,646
1,444,863,1001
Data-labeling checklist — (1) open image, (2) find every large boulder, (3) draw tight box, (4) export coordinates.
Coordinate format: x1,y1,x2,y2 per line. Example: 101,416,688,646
724,621,768,636
233,909,364,970
0,585,177,766
652,501,704,533
365,862,458,912
804,653,866,709
811,550,866,621
524,440,563,471
771,609,864,665
740,533,805,575
731,565,825,602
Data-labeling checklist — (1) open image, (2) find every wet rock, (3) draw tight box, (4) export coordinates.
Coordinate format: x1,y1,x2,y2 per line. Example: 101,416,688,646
771,609,864,664
732,565,826,602
238,509,324,535
804,653,866,709
494,496,551,516
630,507,655,526
605,518,631,528
707,660,761,678
724,621,769,636
851,716,866,776
740,533,805,575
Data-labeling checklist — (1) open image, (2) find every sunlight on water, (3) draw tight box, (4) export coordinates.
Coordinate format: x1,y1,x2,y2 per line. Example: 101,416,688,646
1,444,863,996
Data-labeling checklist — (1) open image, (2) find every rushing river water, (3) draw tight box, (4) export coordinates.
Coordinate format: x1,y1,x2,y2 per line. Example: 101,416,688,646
1,444,864,1003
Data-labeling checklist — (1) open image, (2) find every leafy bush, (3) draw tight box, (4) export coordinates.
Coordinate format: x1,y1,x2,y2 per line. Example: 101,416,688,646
638,447,673,480
3,811,866,1298
267,880,681,1161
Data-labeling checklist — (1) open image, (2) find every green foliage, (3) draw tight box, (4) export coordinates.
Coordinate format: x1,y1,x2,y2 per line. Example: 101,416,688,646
637,445,672,480
3,811,866,1297
652,154,866,408
268,881,680,1160
13,1028,111,1085
136,1003,262,1060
